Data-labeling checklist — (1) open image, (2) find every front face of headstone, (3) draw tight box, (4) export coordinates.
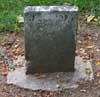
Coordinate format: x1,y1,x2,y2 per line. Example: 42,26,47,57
24,6,78,73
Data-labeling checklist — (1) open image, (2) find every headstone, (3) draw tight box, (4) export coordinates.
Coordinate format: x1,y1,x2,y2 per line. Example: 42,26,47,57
24,6,78,74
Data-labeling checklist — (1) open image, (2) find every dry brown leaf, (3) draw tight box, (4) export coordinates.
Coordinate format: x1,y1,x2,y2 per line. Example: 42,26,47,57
1,65,9,76
0,60,3,64
84,34,92,40
12,48,22,56
96,60,100,65
16,64,23,68
34,73,47,79
1,71,8,76
2,86,8,92
7,33,16,45
96,72,100,77
15,95,19,97
0,39,3,45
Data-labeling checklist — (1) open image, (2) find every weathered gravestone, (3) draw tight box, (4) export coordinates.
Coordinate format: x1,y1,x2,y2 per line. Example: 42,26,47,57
24,6,78,74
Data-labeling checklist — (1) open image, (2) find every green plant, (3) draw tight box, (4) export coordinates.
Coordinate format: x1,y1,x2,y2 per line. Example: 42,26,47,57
70,0,100,16
0,0,99,32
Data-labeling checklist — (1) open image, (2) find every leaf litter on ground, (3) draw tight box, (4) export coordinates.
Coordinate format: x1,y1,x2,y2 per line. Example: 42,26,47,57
84,33,92,40
6,33,16,45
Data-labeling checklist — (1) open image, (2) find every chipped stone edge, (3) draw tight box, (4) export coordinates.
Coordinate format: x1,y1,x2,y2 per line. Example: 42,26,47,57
24,6,78,13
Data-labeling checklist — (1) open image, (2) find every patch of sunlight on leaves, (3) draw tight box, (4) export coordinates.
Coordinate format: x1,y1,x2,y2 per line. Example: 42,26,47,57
94,18,98,22
17,15,24,23
87,15,95,23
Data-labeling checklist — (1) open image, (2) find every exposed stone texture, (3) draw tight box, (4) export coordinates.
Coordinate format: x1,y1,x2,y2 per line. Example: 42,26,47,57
24,6,78,73
7,56,93,91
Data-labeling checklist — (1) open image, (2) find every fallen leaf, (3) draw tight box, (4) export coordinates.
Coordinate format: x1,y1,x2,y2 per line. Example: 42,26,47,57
96,49,100,52
9,67,14,72
2,86,8,92
12,48,22,56
1,71,8,76
15,95,19,97
0,60,3,64
96,72,100,77
14,44,19,48
16,39,20,42
0,39,3,45
7,33,16,45
34,73,46,79
78,40,82,44
85,67,92,75
80,48,85,51
86,45,94,49
96,60,100,65
1,65,9,76
87,15,95,23
84,34,92,40
82,56,89,61
16,64,23,68
94,18,98,22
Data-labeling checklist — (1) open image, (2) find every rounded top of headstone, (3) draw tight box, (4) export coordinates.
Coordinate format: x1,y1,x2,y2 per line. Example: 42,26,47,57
24,6,78,13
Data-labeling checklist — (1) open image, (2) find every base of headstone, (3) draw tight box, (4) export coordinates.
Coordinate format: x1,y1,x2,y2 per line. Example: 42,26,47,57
26,61,75,74
7,56,93,91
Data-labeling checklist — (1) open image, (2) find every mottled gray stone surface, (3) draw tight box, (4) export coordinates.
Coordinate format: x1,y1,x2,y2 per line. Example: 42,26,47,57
7,56,93,91
24,6,78,73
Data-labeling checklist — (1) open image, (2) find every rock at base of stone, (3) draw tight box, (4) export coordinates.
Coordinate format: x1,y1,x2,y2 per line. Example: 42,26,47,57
7,56,93,91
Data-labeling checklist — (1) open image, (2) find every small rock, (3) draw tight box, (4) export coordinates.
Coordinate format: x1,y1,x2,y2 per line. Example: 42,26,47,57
80,89,87,92
56,84,60,88
33,92,37,96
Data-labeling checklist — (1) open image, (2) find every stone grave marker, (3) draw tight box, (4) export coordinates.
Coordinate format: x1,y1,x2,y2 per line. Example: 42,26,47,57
24,6,78,74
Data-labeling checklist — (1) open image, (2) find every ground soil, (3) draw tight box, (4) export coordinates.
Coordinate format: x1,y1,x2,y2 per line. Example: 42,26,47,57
0,16,100,97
